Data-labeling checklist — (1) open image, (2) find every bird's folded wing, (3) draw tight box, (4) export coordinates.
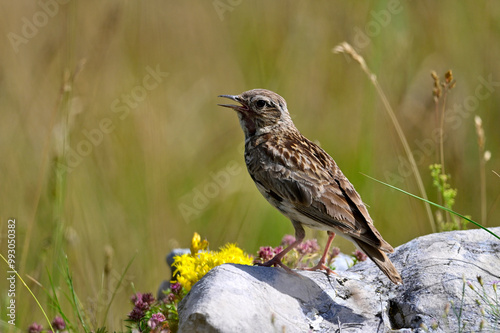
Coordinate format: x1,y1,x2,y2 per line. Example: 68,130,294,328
250,140,393,252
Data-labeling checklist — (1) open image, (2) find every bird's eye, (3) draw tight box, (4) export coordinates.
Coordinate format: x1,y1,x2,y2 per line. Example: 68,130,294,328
255,100,267,108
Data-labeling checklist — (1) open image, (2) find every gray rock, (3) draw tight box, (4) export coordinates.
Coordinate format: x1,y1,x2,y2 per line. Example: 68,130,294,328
157,248,191,300
177,227,500,332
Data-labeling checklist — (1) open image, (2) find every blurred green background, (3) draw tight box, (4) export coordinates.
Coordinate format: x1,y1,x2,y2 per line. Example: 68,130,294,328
1,0,499,330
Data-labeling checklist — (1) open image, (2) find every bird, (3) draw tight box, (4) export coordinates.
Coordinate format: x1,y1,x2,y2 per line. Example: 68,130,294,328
218,89,402,284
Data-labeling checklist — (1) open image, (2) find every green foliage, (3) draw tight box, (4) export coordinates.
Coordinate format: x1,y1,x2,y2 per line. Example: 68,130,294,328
429,164,467,231
429,164,457,209
126,288,183,333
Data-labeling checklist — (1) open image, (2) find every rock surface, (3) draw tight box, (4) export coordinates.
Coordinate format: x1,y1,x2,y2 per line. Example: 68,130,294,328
177,227,500,332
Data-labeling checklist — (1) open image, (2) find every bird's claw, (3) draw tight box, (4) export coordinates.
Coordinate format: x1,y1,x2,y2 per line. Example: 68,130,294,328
255,258,299,275
301,263,337,275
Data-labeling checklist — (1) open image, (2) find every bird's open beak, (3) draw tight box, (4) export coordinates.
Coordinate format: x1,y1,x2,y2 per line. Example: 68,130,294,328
218,94,248,112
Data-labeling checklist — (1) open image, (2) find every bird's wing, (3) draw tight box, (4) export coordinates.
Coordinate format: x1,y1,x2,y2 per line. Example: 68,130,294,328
248,133,393,252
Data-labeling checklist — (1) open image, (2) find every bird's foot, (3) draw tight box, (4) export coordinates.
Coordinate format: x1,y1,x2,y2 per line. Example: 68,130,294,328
301,262,337,275
255,257,298,275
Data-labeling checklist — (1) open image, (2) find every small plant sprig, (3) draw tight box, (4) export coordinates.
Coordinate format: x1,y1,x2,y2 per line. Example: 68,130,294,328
254,234,366,270
431,70,456,175
467,276,500,331
127,287,184,333
429,164,466,231
429,71,465,231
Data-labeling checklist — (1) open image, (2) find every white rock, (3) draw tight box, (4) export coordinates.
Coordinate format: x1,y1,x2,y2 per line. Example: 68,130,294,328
177,227,500,332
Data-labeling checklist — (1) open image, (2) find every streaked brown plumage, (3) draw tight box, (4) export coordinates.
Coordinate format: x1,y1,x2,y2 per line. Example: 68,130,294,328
218,89,402,284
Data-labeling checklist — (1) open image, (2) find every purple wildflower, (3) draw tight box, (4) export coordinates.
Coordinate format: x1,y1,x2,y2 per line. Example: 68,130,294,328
28,323,43,333
142,292,155,305
148,312,167,329
330,247,341,258
136,299,150,311
167,293,176,303
353,249,367,262
170,282,182,295
128,297,151,321
257,246,275,262
273,246,283,254
51,316,66,330
128,307,144,322
131,292,142,304
297,239,320,255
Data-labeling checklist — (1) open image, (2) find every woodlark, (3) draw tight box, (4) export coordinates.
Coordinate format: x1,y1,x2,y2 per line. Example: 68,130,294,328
218,89,402,284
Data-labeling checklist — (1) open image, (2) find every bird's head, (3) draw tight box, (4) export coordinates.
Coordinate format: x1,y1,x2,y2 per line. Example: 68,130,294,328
218,89,294,138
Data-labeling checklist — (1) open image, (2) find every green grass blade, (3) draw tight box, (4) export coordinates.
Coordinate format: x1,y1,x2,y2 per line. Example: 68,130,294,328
362,174,500,241
46,268,73,329
64,255,90,333
101,253,136,327
0,254,54,332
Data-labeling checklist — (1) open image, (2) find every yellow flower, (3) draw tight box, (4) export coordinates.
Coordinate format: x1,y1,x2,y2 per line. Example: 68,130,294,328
173,233,253,291
190,232,208,254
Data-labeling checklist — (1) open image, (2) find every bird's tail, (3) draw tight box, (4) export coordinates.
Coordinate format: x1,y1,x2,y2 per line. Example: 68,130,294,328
354,239,403,285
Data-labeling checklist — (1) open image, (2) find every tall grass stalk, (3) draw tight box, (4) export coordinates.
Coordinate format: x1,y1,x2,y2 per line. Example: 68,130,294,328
475,116,489,226
333,42,436,233
19,60,86,277
431,70,456,226
101,253,136,328
64,256,91,333
451,276,468,333
363,174,500,240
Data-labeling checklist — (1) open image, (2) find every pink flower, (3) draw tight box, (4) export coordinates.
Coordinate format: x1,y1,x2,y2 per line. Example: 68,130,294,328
281,235,296,247
148,312,167,329
142,292,155,305
297,239,320,255
28,323,43,333
257,246,275,262
330,247,341,258
128,298,151,321
131,292,142,304
170,282,182,295
353,249,367,262
51,316,66,330
167,293,176,303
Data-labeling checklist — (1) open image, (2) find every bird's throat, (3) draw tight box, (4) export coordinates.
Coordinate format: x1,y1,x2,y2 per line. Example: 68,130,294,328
238,112,256,138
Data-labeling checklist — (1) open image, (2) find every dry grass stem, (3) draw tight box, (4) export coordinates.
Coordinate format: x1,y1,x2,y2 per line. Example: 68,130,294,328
475,116,488,226
333,42,436,233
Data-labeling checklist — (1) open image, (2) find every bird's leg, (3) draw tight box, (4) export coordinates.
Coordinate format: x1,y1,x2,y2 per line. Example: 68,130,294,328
256,222,305,273
303,231,336,274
